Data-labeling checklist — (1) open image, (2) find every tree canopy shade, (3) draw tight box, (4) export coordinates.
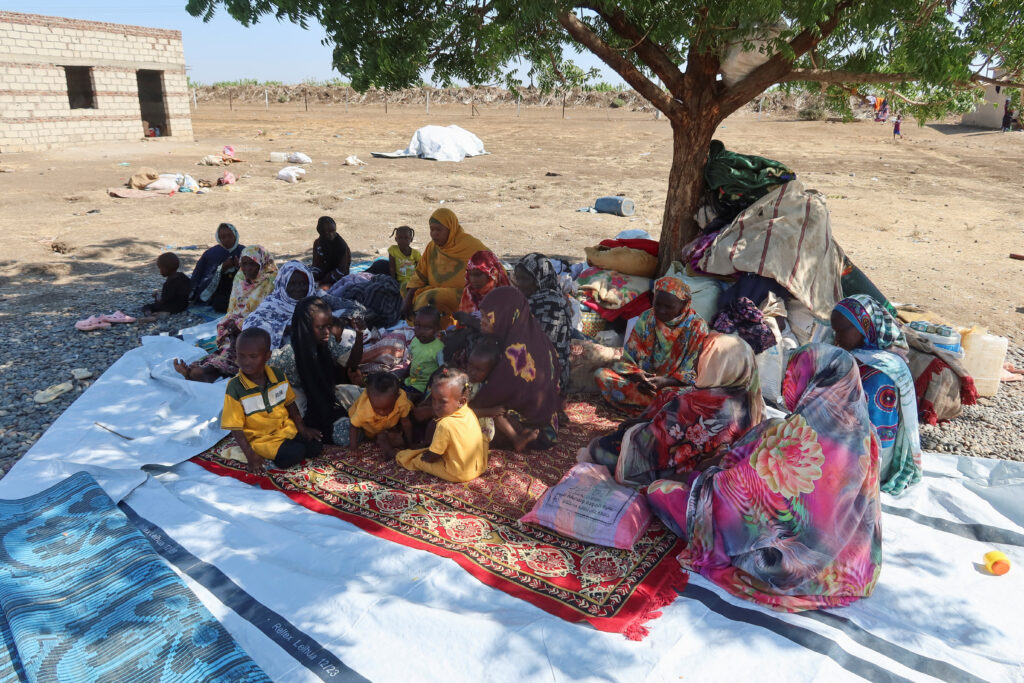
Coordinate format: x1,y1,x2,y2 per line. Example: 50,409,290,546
187,0,1024,268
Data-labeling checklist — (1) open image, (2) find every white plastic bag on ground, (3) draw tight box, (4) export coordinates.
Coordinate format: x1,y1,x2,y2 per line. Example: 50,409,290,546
287,152,312,164
144,177,178,194
277,166,306,183
344,155,367,166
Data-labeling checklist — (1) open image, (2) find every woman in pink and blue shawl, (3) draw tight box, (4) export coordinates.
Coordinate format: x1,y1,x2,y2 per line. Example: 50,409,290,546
831,294,922,494
647,344,883,611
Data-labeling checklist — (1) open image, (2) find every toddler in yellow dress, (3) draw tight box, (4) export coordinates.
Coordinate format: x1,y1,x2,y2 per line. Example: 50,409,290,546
396,368,488,483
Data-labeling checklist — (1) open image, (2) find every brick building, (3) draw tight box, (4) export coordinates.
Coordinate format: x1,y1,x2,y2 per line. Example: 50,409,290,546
0,11,193,153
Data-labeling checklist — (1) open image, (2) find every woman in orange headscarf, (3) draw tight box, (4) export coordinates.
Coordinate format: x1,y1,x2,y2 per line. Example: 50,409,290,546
401,208,490,317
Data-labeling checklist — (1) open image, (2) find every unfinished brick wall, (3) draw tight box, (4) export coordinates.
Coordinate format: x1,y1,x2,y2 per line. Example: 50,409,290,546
0,11,193,152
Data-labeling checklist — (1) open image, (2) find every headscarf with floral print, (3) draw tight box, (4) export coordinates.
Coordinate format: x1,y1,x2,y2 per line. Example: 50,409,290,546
647,343,883,612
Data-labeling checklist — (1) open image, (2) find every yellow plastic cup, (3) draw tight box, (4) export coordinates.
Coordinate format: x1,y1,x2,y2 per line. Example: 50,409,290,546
984,551,1010,576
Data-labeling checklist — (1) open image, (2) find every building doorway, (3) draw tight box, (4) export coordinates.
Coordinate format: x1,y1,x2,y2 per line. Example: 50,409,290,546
136,69,169,136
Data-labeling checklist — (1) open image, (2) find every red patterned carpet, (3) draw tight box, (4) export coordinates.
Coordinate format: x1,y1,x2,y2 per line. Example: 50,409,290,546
191,400,686,639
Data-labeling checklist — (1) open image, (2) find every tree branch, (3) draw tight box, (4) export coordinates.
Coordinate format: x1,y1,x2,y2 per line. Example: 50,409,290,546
974,74,1024,89
718,0,859,114
556,10,676,114
781,69,915,84
584,4,686,94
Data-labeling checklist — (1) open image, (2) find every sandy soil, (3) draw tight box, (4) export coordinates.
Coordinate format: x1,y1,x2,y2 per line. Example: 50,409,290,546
1,102,1021,343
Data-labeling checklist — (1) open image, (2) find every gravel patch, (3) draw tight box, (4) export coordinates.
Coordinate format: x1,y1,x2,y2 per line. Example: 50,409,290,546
0,273,207,479
919,344,1024,462
1,283,1022,478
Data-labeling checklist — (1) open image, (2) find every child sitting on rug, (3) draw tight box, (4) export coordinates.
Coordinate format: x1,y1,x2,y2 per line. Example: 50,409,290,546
348,372,415,457
397,367,487,483
466,336,539,451
142,252,190,319
388,225,420,294
221,328,323,473
405,306,445,401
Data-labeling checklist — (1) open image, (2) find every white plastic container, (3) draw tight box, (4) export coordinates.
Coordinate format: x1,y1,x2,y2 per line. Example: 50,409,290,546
269,152,288,163
961,331,1008,397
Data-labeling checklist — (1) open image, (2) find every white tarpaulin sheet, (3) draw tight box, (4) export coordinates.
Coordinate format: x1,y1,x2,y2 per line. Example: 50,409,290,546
2,340,1023,682
371,125,487,162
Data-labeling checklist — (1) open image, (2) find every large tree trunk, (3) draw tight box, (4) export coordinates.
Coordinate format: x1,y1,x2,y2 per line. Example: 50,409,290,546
657,114,719,274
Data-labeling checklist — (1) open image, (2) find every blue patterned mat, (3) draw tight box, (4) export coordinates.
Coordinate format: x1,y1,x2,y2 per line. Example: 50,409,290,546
0,472,269,683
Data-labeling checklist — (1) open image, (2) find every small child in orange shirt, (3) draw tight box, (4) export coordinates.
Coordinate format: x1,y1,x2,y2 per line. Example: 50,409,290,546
348,372,414,457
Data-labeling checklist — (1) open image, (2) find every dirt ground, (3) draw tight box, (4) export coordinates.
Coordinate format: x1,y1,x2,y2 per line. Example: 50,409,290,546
1,102,1021,343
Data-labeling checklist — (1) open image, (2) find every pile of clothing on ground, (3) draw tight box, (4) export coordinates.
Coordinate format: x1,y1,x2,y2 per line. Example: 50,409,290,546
561,140,980,425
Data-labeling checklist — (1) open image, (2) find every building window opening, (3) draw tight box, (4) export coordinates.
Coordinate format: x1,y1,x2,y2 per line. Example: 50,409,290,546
63,66,96,109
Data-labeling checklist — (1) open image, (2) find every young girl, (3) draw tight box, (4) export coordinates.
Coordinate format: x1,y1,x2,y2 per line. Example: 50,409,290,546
348,372,414,458
311,216,352,288
397,367,488,483
388,225,421,294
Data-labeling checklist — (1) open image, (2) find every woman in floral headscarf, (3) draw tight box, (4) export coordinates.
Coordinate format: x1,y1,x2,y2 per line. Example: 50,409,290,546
472,287,561,449
831,294,921,494
401,208,489,317
647,344,883,612
173,245,278,382
458,250,509,316
594,275,709,415
227,245,277,318
587,332,765,487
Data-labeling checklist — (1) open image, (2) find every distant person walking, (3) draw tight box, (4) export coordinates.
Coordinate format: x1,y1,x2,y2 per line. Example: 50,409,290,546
893,114,902,140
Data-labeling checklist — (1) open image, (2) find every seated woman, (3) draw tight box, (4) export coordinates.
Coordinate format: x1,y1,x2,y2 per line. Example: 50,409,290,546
514,253,572,395
471,287,561,449
457,250,509,317
401,208,489,318
587,332,765,487
594,275,708,416
174,245,277,381
311,216,351,289
242,261,316,349
285,297,366,444
189,222,244,312
647,344,882,611
831,294,922,494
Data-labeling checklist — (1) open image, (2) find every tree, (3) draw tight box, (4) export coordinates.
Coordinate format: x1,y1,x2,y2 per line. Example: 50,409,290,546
187,0,1024,269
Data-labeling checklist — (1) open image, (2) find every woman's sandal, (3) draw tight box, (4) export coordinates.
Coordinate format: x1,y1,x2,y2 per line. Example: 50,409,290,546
101,310,137,324
74,315,111,331
33,382,73,404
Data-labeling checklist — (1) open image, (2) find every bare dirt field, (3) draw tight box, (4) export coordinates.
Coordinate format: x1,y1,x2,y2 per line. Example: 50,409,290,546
1,100,1023,467
1,101,1022,342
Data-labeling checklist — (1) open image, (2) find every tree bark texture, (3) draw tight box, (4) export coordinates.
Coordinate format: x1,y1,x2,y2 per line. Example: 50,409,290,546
657,113,718,273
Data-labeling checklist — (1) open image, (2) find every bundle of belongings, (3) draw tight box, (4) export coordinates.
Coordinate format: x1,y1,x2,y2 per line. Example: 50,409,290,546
565,140,978,425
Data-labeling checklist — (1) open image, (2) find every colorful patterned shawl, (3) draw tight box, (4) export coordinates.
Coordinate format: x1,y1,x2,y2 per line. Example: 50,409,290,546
648,344,883,612
620,275,709,385
834,295,921,494
227,245,277,318
458,250,509,314
590,333,765,487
